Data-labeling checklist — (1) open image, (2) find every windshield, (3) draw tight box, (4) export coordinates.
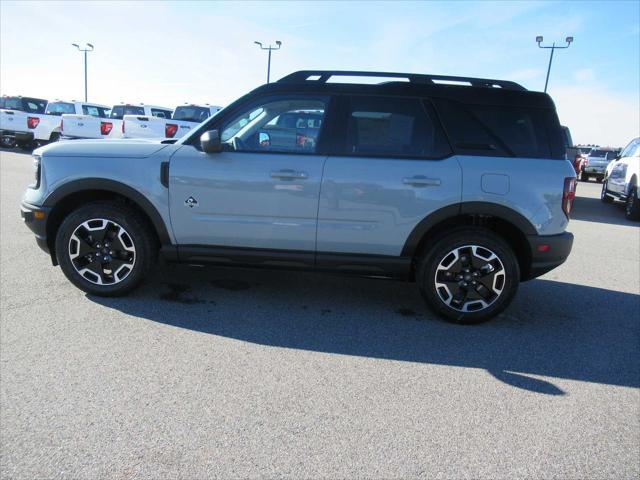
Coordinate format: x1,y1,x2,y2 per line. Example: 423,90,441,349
173,106,211,123
45,102,75,116
110,105,145,119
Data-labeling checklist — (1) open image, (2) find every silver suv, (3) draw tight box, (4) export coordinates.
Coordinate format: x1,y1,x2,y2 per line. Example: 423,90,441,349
21,71,576,324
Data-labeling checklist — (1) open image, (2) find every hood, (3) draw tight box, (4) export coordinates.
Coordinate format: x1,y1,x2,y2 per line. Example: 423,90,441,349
34,138,170,158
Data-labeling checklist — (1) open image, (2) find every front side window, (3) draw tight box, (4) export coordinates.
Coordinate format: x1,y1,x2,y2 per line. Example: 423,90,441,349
220,96,328,154
46,102,76,116
344,96,451,158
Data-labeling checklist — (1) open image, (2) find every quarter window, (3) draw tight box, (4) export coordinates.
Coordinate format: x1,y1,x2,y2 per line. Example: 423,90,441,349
220,96,328,154
345,96,451,158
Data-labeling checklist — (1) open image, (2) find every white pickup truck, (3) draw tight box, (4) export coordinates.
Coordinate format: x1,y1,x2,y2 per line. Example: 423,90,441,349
61,103,173,140
0,95,48,148
122,104,221,139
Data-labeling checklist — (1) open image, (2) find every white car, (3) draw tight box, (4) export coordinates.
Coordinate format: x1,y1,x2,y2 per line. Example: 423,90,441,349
61,103,173,140
601,137,640,220
122,104,221,139
0,95,48,148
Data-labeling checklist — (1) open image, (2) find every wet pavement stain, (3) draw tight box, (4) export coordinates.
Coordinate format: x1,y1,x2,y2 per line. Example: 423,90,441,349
209,279,252,291
159,283,206,305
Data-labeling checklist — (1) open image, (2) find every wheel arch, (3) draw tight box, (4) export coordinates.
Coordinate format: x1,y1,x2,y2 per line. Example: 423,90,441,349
402,202,536,281
43,179,171,264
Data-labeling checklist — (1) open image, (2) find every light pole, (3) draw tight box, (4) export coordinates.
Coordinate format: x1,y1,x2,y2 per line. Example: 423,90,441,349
72,43,94,101
254,41,282,84
536,36,573,93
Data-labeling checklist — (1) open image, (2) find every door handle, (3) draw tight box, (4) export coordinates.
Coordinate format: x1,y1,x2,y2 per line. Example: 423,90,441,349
270,169,308,180
402,175,441,187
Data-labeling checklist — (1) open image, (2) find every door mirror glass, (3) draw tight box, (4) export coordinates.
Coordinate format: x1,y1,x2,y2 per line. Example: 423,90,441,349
200,130,222,153
258,132,271,147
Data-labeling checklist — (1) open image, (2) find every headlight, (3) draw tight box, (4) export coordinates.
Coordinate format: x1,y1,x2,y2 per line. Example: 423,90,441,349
31,155,41,189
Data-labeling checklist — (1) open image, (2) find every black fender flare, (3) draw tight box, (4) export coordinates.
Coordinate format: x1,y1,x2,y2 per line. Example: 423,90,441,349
42,178,172,245
401,201,537,257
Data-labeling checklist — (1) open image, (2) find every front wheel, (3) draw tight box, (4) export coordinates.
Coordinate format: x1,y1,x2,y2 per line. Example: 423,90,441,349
625,186,640,220
601,180,614,203
416,228,520,324
55,202,157,296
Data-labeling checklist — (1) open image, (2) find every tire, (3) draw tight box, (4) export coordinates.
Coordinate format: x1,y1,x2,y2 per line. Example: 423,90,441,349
580,170,590,182
625,186,640,221
17,140,36,151
49,132,61,144
601,180,613,203
416,227,520,324
55,202,157,296
595,176,603,184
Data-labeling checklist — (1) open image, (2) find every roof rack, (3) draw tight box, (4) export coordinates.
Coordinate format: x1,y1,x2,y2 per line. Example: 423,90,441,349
278,70,526,91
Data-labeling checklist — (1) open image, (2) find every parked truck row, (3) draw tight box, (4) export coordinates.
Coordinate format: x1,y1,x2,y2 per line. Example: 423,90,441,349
0,95,221,149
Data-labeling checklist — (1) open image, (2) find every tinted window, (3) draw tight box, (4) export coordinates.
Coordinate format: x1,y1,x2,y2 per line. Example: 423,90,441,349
220,96,328,154
151,108,172,119
435,99,557,158
45,102,76,116
82,105,110,118
110,106,145,119
173,106,211,122
344,96,451,158
2,97,46,113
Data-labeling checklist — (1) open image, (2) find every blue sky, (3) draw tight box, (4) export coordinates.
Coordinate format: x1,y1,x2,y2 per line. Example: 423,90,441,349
1,0,638,146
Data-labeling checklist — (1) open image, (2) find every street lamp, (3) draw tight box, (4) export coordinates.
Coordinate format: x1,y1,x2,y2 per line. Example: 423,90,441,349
72,42,94,101
254,40,282,84
536,36,573,93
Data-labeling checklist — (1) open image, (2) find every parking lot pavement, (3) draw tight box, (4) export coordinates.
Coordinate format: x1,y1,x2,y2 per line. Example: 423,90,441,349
1,147,638,479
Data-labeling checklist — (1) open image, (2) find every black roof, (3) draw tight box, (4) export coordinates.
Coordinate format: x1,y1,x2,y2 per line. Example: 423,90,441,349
251,70,554,109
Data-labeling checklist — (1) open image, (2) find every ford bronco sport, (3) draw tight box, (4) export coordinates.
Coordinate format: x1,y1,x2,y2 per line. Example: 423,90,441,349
21,70,576,324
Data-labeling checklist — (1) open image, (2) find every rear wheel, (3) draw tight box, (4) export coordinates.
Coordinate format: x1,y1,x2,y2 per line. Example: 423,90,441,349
580,170,590,182
416,228,520,324
601,179,614,203
625,186,640,220
55,202,157,296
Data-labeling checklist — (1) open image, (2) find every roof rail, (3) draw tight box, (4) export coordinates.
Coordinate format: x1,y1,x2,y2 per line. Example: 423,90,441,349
277,70,526,91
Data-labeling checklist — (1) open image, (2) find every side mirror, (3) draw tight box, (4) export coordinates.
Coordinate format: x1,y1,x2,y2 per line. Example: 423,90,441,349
200,130,222,154
258,132,271,147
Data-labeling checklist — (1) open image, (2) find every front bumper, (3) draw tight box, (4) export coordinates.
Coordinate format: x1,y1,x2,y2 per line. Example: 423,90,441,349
21,201,51,254
525,231,574,280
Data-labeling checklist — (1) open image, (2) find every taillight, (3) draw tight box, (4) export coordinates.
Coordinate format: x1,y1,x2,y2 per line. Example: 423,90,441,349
562,177,577,218
165,123,178,138
100,121,113,135
27,116,40,129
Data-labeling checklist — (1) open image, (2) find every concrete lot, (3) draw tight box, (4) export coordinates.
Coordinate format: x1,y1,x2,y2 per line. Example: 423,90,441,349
1,148,638,479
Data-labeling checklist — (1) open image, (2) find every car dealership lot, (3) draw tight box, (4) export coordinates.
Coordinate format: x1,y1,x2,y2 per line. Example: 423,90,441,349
1,149,638,478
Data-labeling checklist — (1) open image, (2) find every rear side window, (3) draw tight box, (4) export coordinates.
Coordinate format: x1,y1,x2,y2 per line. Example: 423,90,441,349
151,108,172,119
23,98,47,114
344,96,451,158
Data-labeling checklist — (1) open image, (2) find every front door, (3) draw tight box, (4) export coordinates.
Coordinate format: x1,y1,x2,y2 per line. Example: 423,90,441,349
168,95,330,257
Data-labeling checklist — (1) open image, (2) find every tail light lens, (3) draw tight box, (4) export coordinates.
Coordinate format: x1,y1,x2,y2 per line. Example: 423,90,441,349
562,177,577,218
165,123,178,138
100,121,113,135
27,117,40,129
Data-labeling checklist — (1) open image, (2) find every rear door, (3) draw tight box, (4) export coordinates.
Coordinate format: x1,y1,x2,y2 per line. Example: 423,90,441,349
168,94,331,258
317,95,461,259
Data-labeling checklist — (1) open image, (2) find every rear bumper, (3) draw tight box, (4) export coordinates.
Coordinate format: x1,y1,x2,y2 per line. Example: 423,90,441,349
1,130,34,143
524,231,574,280
21,201,51,254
